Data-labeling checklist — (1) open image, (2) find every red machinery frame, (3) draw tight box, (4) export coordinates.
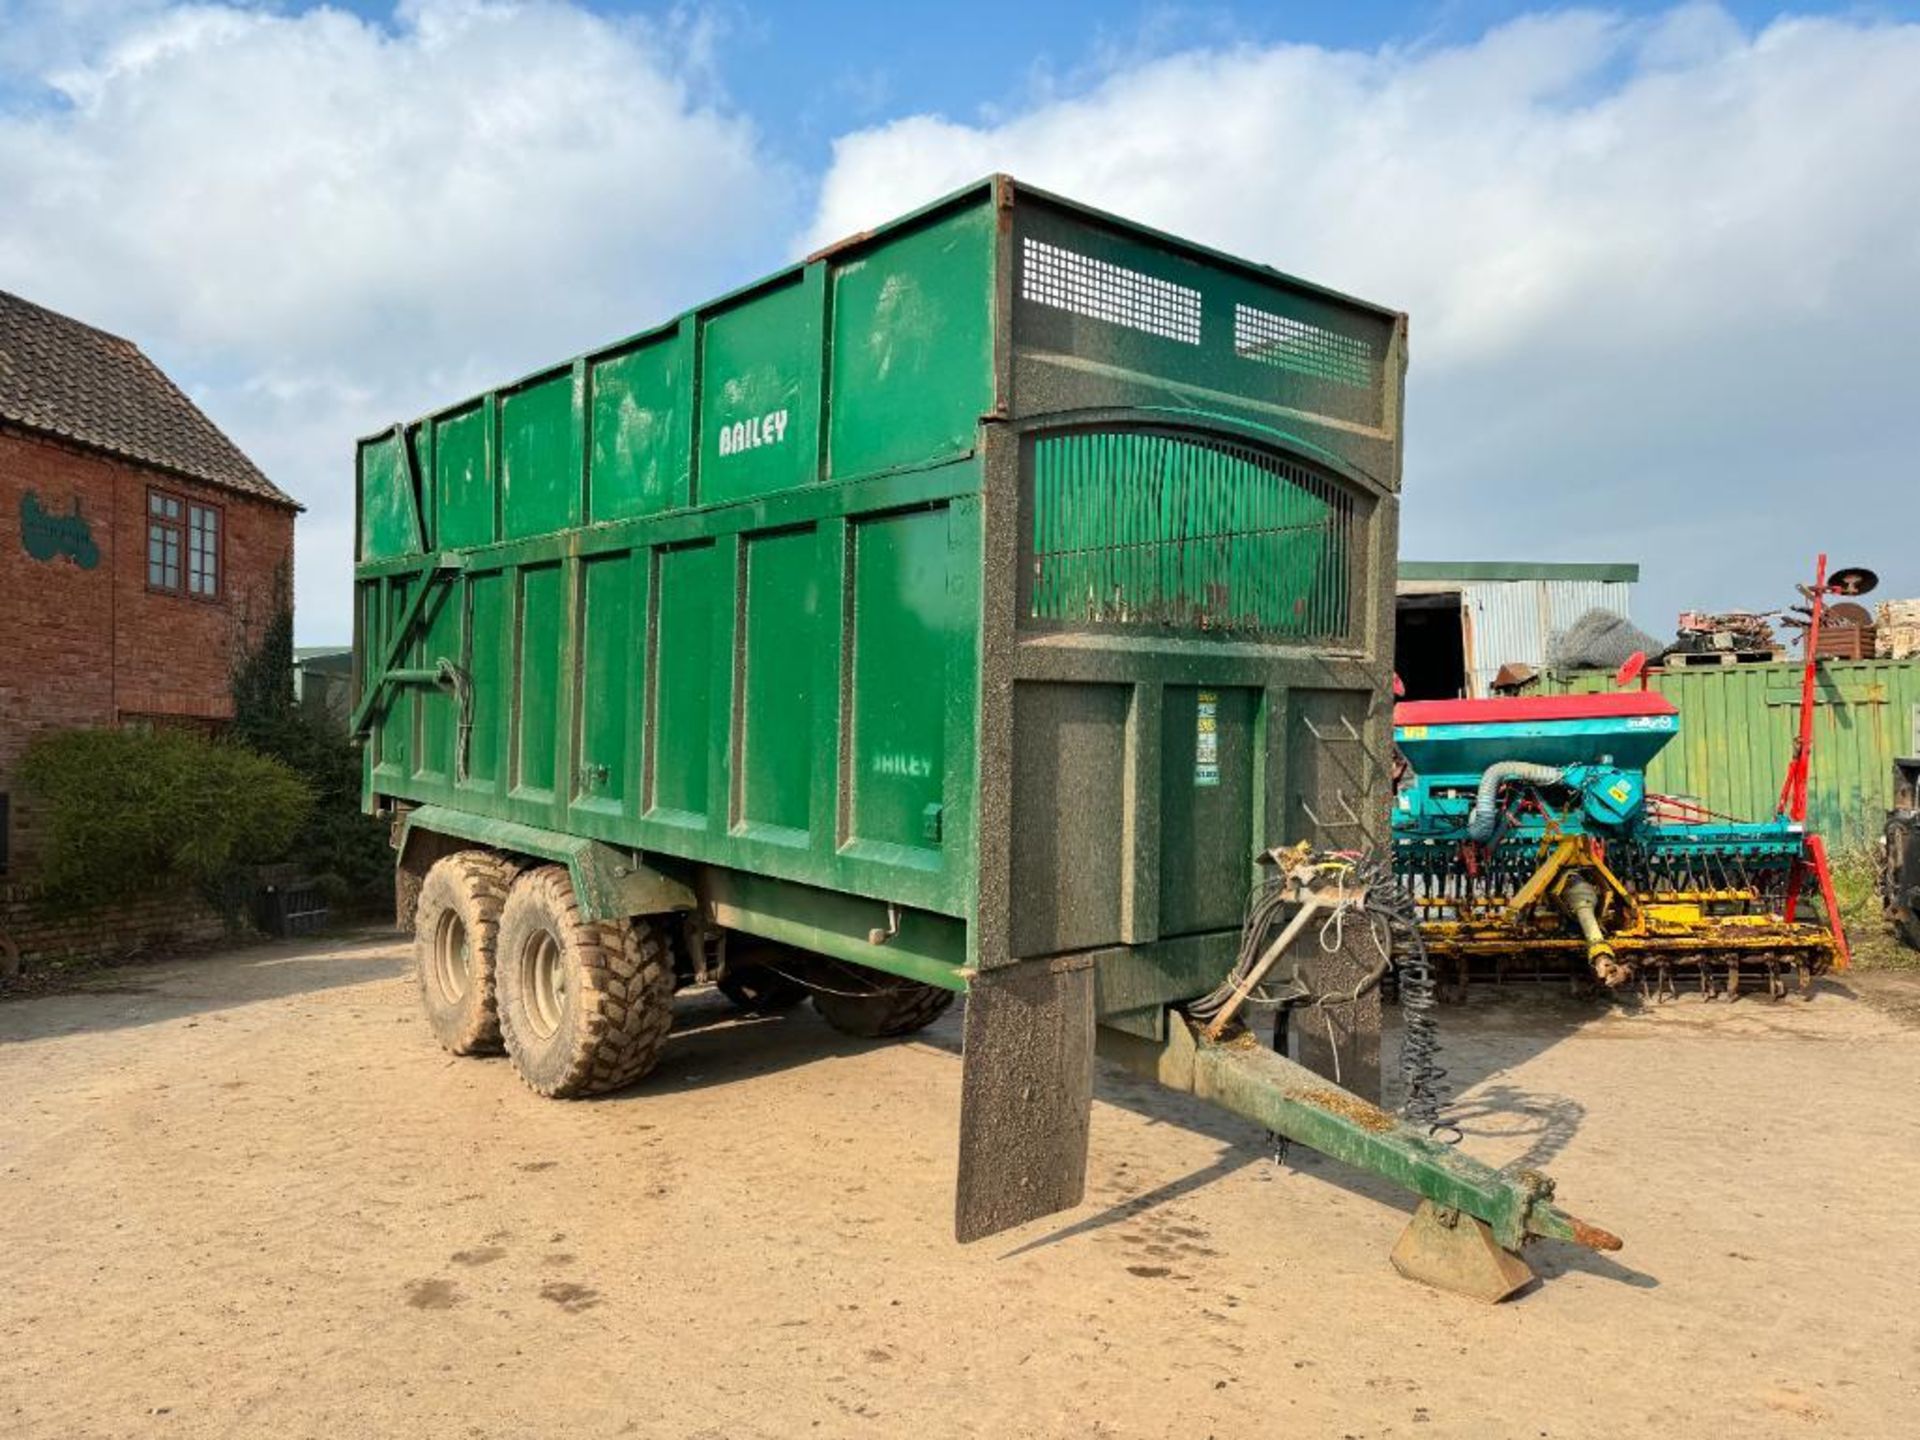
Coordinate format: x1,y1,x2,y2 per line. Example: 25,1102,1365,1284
1776,553,1852,967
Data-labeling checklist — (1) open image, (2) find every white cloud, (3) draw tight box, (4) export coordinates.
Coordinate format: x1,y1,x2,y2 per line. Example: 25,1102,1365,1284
812,4,1920,627
0,0,796,640
5,3,1914,646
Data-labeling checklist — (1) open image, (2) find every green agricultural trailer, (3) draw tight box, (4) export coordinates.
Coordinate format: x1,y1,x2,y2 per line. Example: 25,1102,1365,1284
354,176,1617,1300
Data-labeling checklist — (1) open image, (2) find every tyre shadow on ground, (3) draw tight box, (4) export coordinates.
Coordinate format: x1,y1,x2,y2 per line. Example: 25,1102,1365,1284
0,930,409,1044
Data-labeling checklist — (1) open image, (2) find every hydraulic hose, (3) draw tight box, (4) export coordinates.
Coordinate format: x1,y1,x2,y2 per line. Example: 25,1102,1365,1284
1467,761,1566,842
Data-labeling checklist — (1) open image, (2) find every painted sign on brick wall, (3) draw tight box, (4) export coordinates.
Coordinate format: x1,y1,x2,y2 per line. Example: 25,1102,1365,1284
18,491,99,569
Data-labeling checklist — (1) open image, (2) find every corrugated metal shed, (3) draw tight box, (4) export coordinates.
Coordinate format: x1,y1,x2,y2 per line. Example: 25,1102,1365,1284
1399,562,1639,698
1546,659,1920,844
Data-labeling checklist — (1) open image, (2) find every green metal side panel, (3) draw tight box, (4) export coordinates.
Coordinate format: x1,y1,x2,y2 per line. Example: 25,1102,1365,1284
829,206,995,479
365,578,394,779
464,570,508,790
412,426,436,551
435,405,494,550
698,276,821,506
513,564,564,806
573,553,637,817
500,370,581,540
651,541,720,824
413,572,461,783
1158,685,1257,936
588,329,688,522
739,526,822,837
1546,660,1920,843
1008,682,1132,957
703,867,968,989
376,575,415,779
357,433,419,562
849,506,959,855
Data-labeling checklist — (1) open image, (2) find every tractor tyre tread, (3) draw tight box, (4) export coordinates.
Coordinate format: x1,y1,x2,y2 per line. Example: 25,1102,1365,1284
413,849,519,1056
813,980,955,1039
716,941,812,1014
497,867,673,1099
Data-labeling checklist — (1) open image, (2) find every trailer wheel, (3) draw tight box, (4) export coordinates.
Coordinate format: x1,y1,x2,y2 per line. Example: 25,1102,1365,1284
812,966,955,1038
413,850,518,1056
716,941,811,1014
1896,898,1920,953
496,866,673,1098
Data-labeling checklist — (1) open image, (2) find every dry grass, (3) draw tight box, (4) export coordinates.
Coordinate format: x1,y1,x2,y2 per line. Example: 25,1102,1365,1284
1829,840,1919,970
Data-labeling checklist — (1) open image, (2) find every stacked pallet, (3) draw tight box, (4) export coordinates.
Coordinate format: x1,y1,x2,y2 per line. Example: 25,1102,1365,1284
1666,647,1785,667
1878,599,1920,660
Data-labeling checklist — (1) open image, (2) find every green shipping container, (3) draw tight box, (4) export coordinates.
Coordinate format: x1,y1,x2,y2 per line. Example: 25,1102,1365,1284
1546,659,1920,845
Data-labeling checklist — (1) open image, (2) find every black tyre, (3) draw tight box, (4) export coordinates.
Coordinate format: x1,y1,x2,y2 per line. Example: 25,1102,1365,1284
716,941,811,1014
812,966,955,1039
413,850,517,1056
1896,906,1920,953
496,867,673,1098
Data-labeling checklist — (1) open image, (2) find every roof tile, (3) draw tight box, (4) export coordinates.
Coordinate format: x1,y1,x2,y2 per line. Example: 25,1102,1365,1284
0,289,297,508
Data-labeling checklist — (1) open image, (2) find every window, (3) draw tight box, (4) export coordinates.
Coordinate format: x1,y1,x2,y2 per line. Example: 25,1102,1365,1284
148,488,221,598
187,501,220,596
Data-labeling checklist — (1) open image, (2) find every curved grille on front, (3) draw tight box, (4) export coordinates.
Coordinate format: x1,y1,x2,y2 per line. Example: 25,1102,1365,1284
1026,430,1356,642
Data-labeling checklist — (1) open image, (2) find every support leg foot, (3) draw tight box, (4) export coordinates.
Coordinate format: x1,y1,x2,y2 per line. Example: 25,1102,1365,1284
1390,1200,1536,1303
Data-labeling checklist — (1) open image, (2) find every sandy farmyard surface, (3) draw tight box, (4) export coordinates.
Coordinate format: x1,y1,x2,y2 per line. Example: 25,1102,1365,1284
3,933,1917,1439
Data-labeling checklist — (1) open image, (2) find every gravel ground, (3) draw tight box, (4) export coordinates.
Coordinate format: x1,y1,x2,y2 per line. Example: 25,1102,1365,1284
2,932,1917,1439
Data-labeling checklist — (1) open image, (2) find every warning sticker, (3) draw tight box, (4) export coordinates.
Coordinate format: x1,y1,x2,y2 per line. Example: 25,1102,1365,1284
1195,690,1220,787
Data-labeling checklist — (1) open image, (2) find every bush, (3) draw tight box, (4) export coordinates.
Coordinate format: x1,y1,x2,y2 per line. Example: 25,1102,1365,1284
229,584,392,910
1828,839,1915,970
17,727,311,911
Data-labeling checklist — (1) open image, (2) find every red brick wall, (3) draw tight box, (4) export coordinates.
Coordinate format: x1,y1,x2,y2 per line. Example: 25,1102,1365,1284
1,880,228,975
0,424,296,874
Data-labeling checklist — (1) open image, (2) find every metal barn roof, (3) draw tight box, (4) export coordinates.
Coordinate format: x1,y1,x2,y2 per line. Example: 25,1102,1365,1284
1399,561,1640,584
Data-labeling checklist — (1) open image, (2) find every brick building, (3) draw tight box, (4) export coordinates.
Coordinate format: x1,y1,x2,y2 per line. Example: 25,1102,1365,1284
0,289,299,942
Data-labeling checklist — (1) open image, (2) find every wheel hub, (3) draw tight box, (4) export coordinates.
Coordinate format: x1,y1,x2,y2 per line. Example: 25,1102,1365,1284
520,929,567,1039
432,911,470,1003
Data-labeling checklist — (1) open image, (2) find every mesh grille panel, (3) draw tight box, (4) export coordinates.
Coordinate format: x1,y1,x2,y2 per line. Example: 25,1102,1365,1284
1233,304,1375,388
1021,238,1202,345
1028,431,1354,641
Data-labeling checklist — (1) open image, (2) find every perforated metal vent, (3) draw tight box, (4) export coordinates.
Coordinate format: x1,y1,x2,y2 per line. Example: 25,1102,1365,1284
1027,430,1354,641
1233,304,1374,388
1021,238,1202,345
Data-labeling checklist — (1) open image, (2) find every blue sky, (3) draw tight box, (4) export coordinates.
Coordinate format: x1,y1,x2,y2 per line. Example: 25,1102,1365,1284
183,2,1915,156
684,0,1919,159
3,1,1917,641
